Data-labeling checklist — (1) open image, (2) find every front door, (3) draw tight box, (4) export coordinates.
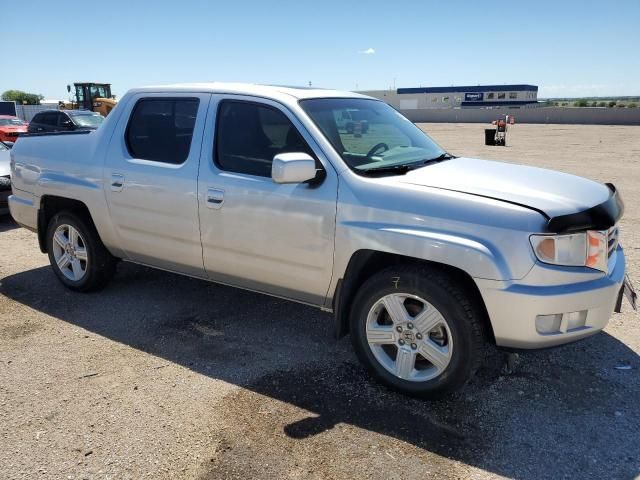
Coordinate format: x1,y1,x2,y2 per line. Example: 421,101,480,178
197,96,338,305
104,92,210,277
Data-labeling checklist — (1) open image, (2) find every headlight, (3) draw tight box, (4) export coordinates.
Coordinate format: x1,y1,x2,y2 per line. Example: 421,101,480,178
530,230,609,272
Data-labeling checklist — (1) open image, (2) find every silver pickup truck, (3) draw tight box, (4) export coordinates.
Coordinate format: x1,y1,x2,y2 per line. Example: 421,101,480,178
8,83,636,397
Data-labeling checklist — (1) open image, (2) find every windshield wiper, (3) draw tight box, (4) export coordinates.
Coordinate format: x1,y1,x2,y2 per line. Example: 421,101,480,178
358,153,456,176
358,164,418,176
421,152,456,165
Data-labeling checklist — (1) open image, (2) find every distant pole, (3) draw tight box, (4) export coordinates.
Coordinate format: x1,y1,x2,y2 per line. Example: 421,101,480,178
308,81,312,87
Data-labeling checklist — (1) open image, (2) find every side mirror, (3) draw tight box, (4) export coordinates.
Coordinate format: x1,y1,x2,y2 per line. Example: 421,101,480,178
62,120,74,129
271,152,317,184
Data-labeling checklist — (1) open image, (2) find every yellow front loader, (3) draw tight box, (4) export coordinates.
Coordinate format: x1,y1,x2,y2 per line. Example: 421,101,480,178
60,83,117,117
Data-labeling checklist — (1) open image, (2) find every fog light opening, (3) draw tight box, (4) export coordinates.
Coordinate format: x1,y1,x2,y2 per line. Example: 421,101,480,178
535,310,588,335
563,310,588,332
535,314,562,334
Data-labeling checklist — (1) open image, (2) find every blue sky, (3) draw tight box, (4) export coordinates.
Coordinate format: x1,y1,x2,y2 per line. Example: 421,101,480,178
2,0,639,100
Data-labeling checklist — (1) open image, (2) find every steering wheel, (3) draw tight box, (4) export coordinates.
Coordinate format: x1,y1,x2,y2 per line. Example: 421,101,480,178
367,142,389,157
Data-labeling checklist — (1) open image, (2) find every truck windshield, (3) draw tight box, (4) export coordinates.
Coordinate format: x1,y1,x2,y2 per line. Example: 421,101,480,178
299,98,447,175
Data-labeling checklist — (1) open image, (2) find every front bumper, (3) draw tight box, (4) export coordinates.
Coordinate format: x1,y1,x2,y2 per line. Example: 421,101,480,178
476,247,626,349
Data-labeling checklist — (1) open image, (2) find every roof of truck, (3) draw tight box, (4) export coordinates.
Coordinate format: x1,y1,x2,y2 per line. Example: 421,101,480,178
129,82,373,101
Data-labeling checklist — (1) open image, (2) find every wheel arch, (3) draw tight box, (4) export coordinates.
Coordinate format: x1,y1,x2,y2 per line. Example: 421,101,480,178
38,195,95,253
332,249,495,344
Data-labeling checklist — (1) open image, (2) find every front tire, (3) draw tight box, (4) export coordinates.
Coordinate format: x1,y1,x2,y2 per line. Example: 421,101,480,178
350,265,485,398
46,211,116,292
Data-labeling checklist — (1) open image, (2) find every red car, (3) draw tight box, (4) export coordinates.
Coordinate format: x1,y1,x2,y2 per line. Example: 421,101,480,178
0,115,28,143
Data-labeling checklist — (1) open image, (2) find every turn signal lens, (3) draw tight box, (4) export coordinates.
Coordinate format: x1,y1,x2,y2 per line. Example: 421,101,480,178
585,230,608,272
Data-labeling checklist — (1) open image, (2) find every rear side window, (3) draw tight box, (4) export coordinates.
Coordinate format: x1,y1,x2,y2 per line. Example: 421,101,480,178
126,98,199,164
35,112,57,126
215,100,313,177
30,113,43,124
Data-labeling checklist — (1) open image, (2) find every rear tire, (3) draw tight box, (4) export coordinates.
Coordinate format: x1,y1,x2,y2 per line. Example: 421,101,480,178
350,265,485,398
46,211,116,292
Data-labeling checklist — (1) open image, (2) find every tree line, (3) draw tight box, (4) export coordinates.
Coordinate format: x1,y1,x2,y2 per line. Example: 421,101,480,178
1,90,45,105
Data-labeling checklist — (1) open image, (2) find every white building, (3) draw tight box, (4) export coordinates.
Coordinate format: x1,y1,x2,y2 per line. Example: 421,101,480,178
361,84,539,110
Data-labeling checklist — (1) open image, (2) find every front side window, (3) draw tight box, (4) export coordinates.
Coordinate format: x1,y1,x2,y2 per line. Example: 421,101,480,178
215,100,313,177
126,98,199,164
487,92,495,99
57,113,72,127
300,98,445,175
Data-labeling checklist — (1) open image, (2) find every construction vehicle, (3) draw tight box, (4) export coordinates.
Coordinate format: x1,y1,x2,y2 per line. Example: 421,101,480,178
60,83,117,117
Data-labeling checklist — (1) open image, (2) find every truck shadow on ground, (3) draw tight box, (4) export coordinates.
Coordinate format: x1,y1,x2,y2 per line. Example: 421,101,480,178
0,215,18,233
1,262,639,480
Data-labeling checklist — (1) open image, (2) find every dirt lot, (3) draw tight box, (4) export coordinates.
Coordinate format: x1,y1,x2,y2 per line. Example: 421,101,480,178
1,123,639,480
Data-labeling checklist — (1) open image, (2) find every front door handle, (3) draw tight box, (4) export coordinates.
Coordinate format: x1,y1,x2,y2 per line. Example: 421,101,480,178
111,173,125,192
206,188,224,209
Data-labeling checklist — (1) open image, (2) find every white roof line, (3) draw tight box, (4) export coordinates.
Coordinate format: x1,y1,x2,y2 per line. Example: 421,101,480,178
126,82,374,101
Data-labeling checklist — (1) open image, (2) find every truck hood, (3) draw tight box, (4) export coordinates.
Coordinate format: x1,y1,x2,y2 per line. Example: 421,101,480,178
397,157,611,218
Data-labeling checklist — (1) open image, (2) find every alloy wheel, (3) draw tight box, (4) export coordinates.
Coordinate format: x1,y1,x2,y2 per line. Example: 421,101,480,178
51,224,88,281
365,293,453,382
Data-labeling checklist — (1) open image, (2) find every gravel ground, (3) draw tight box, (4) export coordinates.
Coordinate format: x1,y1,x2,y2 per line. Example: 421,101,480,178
1,123,639,480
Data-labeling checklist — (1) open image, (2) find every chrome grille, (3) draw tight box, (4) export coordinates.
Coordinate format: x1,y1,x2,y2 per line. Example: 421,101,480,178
607,226,619,258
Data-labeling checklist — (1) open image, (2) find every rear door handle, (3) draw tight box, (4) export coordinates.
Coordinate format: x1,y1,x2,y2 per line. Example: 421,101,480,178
206,188,224,209
111,173,125,192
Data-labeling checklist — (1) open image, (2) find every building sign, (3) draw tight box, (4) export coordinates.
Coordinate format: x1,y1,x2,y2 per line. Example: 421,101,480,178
464,92,484,101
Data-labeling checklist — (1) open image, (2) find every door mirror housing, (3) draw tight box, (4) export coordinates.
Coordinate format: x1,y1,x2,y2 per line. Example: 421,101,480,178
271,152,317,184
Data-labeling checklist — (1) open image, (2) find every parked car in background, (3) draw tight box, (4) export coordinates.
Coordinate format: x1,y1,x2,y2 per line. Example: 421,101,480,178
0,141,11,215
0,115,28,143
27,110,104,134
7,83,636,398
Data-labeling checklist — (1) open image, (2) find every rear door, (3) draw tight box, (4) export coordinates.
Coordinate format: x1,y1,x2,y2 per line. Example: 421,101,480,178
29,112,55,133
103,92,210,276
197,96,338,306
